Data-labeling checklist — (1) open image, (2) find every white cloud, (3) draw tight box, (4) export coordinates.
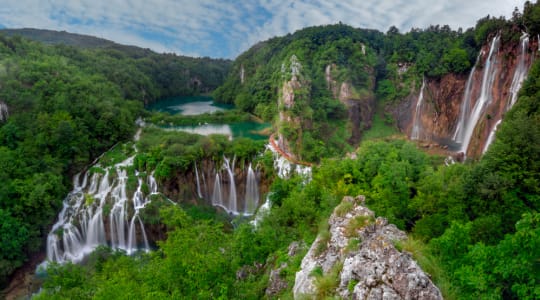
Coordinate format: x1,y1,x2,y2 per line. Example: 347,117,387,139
0,0,528,58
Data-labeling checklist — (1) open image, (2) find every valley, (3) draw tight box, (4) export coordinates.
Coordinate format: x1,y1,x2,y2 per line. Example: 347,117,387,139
1,2,540,299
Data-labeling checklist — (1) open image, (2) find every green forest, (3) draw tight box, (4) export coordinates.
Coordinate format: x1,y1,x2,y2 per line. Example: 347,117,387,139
1,1,540,299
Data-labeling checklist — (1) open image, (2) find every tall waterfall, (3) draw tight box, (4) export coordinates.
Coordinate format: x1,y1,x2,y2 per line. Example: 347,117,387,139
206,157,261,215
411,78,426,140
45,156,154,264
453,53,481,142
455,35,501,156
223,157,238,213
244,164,260,214
194,163,203,198
508,33,530,110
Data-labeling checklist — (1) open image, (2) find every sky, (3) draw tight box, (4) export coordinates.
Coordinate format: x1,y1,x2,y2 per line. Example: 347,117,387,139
0,0,528,58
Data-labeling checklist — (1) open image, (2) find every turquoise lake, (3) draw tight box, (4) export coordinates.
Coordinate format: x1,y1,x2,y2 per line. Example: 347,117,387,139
148,96,270,140
147,95,233,115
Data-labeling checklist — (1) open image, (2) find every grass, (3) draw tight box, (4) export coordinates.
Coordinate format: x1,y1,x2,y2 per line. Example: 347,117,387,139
314,261,343,299
99,143,133,167
362,114,400,141
395,237,460,300
345,237,361,254
314,220,331,256
344,215,374,238
334,201,354,217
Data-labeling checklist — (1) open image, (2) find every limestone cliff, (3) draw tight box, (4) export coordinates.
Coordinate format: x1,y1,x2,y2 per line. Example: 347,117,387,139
276,55,310,159
293,196,442,299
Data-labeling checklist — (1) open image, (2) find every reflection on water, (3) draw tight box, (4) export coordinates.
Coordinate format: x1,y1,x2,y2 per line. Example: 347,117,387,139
148,96,270,140
168,101,225,115
162,122,269,141
147,96,232,115
163,124,233,138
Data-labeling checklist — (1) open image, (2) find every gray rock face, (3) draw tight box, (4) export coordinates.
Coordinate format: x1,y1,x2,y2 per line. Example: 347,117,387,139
293,196,442,300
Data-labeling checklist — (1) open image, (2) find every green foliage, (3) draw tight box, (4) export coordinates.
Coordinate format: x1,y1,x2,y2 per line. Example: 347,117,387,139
314,261,343,299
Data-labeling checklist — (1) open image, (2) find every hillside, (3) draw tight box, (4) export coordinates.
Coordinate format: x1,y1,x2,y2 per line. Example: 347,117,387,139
0,32,231,289
0,28,119,48
1,2,540,299
213,7,540,162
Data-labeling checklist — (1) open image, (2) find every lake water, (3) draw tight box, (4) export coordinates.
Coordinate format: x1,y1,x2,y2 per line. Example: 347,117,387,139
147,95,233,115
148,96,269,140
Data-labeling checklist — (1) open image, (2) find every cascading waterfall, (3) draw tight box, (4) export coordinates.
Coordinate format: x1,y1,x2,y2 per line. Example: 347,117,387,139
244,163,259,214
508,32,530,110
455,34,501,156
194,163,203,198
212,173,223,208
223,157,237,213
411,77,426,140
266,143,312,180
45,156,154,264
452,53,481,142
482,119,502,154
203,156,262,215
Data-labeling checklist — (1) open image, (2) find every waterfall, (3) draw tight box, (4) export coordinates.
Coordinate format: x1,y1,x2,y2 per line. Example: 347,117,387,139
267,143,312,180
411,78,426,140
508,33,530,110
0,101,8,122
212,173,223,208
456,35,501,156
453,53,481,141
44,156,153,264
244,163,259,214
223,157,237,213
207,157,261,215
250,195,272,227
194,163,203,198
482,119,502,154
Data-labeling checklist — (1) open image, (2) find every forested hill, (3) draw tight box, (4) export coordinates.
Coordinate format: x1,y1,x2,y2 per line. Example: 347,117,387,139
1,29,232,102
0,28,119,49
212,9,540,162
0,33,230,286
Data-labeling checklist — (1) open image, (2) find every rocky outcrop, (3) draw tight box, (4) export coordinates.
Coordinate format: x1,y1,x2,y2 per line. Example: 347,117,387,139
276,55,309,159
293,196,442,300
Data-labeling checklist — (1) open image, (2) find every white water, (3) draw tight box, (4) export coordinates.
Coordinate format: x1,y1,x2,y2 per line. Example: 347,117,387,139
456,35,501,156
250,195,272,227
453,52,481,142
508,33,530,110
206,157,261,215
45,157,154,264
244,164,260,214
211,173,223,208
267,144,311,180
411,78,426,140
482,119,502,154
194,163,203,198
0,101,8,122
